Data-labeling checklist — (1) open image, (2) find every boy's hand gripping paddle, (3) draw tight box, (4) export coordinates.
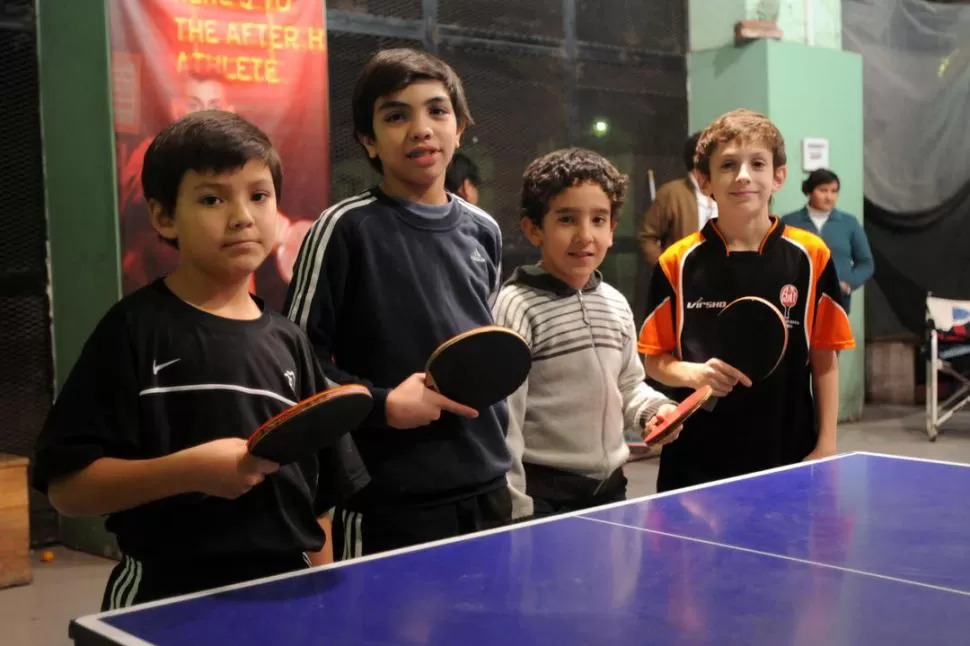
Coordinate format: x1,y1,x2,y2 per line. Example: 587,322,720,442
424,325,532,410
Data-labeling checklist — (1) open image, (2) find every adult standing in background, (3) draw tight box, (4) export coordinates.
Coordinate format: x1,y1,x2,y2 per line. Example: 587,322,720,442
633,132,716,329
445,152,482,205
782,169,874,313
637,132,718,269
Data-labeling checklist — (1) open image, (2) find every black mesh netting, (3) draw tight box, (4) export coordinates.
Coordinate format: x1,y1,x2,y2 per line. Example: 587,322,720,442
439,44,569,248
438,0,564,42
575,57,687,295
576,60,688,211
327,0,422,20
576,0,685,54
0,3,57,545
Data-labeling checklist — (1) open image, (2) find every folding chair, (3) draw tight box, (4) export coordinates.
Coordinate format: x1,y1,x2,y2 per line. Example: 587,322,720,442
925,294,970,440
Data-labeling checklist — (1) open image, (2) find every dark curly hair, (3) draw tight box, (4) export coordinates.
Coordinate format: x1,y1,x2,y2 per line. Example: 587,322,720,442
520,148,628,227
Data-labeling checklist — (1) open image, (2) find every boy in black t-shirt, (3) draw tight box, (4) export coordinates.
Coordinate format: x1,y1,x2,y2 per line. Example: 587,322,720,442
33,110,368,610
284,48,512,558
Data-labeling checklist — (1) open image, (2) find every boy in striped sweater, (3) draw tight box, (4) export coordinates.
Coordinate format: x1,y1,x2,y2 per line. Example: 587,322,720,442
494,148,680,520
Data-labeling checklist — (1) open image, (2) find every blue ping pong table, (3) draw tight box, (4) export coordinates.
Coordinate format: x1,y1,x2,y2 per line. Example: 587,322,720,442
70,452,970,645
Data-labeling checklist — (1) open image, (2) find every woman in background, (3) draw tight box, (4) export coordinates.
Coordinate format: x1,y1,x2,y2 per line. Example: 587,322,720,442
782,169,875,314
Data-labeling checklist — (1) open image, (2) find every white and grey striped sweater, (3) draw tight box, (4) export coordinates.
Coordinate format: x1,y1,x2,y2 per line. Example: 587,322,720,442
494,265,674,519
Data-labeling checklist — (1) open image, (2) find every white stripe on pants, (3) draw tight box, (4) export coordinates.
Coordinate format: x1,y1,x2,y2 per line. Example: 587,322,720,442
340,509,364,561
107,555,143,610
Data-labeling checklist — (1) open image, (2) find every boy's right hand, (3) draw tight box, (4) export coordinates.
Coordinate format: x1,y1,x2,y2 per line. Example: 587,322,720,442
690,359,752,397
184,438,280,499
386,372,479,429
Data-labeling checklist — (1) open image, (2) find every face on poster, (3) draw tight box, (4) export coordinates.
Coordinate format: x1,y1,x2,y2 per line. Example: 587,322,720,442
109,0,329,311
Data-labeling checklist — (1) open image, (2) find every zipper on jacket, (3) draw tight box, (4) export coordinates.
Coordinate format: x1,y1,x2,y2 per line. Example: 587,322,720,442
578,290,612,494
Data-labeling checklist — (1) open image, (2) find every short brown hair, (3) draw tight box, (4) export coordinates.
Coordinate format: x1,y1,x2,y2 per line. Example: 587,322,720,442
694,109,786,176
520,148,628,227
352,48,473,173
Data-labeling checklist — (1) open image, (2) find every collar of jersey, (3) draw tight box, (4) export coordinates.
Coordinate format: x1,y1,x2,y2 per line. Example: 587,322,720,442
702,215,783,256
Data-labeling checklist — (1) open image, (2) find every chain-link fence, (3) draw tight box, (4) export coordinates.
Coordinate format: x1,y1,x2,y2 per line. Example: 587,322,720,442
326,0,687,301
0,0,57,545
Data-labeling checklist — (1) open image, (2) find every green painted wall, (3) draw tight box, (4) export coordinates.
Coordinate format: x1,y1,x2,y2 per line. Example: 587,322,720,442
38,0,121,388
689,0,843,53
686,39,865,422
689,0,748,53
766,40,865,422
765,42,863,218
37,0,122,557
688,45,769,131
770,0,842,50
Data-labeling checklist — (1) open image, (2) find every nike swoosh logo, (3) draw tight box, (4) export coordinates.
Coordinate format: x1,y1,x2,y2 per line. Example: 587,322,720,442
152,358,181,375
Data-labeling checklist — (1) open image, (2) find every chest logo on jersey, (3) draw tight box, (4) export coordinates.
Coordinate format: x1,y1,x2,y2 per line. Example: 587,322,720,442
780,284,799,309
283,370,296,394
686,298,728,310
152,358,180,375
779,284,800,328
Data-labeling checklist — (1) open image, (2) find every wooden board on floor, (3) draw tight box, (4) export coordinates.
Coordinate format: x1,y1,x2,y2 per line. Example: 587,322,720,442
0,453,32,588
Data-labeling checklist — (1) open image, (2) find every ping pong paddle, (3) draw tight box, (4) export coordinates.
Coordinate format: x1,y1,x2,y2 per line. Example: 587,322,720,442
703,296,788,410
247,384,373,464
642,385,714,446
425,325,531,410
717,296,788,381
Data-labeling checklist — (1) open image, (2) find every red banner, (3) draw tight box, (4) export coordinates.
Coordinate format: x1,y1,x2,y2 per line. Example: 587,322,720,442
109,0,329,311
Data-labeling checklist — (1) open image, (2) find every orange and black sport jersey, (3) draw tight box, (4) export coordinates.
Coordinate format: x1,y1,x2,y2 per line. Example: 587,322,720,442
637,217,855,491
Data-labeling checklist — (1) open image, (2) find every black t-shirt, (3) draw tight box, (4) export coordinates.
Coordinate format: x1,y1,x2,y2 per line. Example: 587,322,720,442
33,279,369,561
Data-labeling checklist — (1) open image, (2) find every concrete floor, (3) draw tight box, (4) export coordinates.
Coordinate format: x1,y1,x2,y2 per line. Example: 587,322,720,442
4,404,969,646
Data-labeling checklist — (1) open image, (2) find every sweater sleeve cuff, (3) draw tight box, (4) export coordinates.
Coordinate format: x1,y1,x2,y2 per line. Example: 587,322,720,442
364,386,391,429
637,397,676,429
